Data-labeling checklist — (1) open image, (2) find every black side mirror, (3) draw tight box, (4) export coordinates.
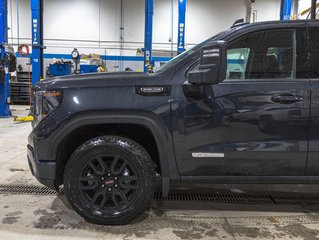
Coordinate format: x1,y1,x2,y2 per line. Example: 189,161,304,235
188,41,227,85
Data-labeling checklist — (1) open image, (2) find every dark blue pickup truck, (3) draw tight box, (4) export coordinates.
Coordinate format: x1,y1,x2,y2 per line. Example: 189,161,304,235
28,20,319,225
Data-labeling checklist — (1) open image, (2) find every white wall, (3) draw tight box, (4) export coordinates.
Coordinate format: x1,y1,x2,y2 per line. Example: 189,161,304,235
298,0,319,19
7,0,281,72
298,0,312,14
253,0,281,22
186,0,248,44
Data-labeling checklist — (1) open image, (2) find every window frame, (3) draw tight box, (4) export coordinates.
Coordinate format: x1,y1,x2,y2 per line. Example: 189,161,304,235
307,27,319,79
185,27,309,83
225,28,297,81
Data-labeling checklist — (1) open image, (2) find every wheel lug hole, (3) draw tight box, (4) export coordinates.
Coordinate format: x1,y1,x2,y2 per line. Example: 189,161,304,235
108,188,112,192
108,173,111,177
101,184,105,188
115,184,118,188
101,177,104,180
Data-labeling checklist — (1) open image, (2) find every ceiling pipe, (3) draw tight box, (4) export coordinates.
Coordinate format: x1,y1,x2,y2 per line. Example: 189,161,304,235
246,0,253,23
292,0,299,17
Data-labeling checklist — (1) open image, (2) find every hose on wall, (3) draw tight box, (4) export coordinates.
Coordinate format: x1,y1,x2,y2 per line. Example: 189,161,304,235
16,0,19,47
170,0,174,58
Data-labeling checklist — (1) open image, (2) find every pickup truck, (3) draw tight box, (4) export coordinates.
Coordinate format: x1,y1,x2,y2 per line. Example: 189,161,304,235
28,20,319,225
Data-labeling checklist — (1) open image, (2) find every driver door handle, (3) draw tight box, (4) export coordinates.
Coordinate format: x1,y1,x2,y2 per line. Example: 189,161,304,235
271,95,304,104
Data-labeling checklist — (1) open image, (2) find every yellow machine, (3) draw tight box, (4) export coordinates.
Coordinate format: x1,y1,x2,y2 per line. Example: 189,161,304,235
13,115,33,123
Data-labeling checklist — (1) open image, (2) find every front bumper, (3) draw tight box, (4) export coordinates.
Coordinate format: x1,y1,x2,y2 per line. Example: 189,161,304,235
27,144,57,189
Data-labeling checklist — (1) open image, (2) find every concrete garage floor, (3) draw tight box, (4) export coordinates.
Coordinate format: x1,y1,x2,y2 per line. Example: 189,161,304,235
2,106,319,239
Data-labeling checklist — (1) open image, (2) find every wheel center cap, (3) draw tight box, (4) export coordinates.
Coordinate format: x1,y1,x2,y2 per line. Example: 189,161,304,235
104,178,115,187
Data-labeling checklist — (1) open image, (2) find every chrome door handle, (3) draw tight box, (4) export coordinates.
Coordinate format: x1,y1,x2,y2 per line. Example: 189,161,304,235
271,95,304,104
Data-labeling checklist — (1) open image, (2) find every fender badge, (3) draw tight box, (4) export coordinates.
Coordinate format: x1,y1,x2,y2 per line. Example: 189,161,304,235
136,86,171,96
192,153,225,158
140,87,164,93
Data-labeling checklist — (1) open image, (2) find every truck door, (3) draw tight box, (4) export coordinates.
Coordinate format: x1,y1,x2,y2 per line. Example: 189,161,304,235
306,27,319,175
172,28,311,179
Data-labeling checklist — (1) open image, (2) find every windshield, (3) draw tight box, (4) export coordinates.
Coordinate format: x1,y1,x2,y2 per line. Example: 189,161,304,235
155,30,228,73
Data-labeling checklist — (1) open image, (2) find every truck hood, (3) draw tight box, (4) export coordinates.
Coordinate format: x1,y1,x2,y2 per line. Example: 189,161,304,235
34,71,166,90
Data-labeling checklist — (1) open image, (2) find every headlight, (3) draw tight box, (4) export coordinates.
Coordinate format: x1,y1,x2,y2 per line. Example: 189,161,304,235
32,90,62,128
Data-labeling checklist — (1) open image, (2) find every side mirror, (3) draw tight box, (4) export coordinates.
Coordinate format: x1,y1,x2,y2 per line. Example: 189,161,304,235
188,41,227,85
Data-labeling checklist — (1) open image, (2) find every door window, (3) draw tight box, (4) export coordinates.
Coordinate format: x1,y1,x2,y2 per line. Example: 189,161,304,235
226,29,295,80
227,48,250,79
308,28,319,78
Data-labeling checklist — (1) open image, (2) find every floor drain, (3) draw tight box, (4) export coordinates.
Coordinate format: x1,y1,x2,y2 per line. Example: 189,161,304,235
271,195,319,205
1,184,319,206
153,191,319,206
0,184,64,196
153,192,273,204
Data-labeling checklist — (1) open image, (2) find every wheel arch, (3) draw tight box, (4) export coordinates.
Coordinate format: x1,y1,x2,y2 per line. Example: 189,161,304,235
47,111,175,197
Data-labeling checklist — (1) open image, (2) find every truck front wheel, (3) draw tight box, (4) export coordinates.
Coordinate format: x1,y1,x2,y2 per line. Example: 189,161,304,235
63,135,156,225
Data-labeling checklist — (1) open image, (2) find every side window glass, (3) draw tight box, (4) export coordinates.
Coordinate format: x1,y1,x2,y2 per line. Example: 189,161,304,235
308,28,319,78
227,48,250,79
226,29,295,80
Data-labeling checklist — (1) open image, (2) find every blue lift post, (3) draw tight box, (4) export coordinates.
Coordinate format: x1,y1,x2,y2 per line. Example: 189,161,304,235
31,0,43,85
0,0,10,117
144,0,154,72
177,0,186,54
280,0,293,20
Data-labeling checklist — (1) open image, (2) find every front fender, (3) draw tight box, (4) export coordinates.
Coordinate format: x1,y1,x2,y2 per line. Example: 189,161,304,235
35,111,178,196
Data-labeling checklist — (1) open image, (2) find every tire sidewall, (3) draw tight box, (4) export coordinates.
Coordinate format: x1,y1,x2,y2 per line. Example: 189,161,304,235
64,136,154,224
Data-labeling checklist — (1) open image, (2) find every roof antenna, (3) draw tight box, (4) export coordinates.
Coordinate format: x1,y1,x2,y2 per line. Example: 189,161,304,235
232,18,245,27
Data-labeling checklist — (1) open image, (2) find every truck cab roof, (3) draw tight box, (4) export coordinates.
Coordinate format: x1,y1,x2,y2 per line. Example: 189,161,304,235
231,19,319,31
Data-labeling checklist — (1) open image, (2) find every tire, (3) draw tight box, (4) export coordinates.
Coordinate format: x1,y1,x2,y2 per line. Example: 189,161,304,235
63,135,156,225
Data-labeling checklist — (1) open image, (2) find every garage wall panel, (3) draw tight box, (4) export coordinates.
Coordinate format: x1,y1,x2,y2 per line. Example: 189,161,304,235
8,0,282,72
253,0,280,22
186,0,248,45
153,0,178,51
44,0,100,40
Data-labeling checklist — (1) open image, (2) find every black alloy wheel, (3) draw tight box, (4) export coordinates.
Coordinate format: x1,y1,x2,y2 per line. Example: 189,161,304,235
79,154,139,214
64,136,156,225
